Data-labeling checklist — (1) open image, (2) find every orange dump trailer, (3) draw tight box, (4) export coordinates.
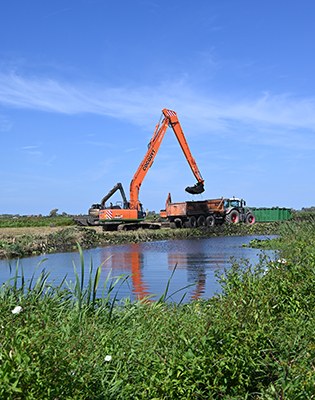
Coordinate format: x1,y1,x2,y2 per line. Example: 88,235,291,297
162,198,225,228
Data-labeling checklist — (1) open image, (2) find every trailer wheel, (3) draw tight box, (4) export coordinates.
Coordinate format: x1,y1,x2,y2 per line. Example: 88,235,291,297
188,216,197,228
206,215,215,227
197,215,206,227
174,218,183,228
226,210,240,224
246,212,255,225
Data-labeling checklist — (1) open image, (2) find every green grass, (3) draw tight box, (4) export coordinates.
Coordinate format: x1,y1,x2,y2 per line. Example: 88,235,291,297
0,222,315,398
0,215,74,228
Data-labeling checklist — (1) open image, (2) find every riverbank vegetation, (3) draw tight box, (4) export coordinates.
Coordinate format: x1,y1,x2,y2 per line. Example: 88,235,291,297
1,209,311,259
0,222,279,259
1,219,315,398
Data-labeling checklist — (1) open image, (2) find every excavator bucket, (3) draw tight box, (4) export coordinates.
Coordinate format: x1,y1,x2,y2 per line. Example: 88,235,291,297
185,182,205,195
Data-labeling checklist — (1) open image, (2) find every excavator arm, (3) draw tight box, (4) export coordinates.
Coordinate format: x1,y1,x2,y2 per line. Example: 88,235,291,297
129,109,204,211
162,109,204,195
100,182,128,209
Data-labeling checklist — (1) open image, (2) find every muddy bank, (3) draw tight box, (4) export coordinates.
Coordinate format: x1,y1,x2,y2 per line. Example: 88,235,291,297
0,223,279,260
0,226,199,259
0,226,107,259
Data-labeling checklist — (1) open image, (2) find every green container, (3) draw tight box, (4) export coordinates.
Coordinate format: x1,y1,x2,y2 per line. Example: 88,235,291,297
251,207,292,222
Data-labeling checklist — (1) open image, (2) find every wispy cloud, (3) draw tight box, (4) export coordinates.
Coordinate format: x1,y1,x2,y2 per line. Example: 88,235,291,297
21,145,40,150
19,145,56,166
20,145,43,157
1,71,315,149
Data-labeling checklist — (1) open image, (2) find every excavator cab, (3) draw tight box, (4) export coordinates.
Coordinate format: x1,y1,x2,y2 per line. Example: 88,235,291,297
185,181,205,195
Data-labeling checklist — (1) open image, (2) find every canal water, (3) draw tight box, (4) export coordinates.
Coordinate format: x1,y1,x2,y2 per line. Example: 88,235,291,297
0,235,276,303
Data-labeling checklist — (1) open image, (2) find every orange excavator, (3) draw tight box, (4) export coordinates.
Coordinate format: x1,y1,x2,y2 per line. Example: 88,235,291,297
93,108,204,230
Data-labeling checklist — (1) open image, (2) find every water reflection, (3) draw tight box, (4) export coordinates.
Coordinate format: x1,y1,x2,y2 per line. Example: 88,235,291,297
168,252,226,300
99,245,150,300
93,236,275,302
0,236,276,303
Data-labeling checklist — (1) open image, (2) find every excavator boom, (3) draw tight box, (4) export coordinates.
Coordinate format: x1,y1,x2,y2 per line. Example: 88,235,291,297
129,109,204,210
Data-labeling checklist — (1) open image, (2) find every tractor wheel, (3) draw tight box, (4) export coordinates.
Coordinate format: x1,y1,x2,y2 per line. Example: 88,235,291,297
206,215,215,227
246,212,256,225
226,210,240,224
197,215,206,227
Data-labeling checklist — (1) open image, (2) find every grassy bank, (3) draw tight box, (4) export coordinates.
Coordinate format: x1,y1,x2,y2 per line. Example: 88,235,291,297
0,220,315,398
0,215,74,228
0,222,280,260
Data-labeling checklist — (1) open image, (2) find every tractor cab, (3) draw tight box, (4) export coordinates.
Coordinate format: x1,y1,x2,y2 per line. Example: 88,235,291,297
224,197,246,210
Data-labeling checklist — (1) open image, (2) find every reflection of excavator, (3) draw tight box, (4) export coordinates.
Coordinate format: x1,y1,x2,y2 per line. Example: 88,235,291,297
100,247,150,300
79,109,205,230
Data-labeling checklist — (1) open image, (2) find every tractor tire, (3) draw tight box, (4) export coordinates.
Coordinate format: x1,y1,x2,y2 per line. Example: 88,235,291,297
206,215,215,227
197,215,206,227
246,212,256,225
226,210,240,224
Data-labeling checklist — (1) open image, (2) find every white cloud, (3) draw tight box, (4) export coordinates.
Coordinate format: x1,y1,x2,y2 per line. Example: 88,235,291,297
21,145,40,150
20,145,43,157
0,71,315,149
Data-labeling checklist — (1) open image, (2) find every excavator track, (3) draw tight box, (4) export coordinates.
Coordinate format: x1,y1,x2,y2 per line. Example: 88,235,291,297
73,216,99,226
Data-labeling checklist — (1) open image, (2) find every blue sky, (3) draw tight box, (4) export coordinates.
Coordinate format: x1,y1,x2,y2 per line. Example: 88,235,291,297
1,0,315,215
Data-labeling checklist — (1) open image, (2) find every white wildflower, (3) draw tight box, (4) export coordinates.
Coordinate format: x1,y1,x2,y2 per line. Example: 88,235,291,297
277,258,287,264
11,306,23,315
104,355,112,362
